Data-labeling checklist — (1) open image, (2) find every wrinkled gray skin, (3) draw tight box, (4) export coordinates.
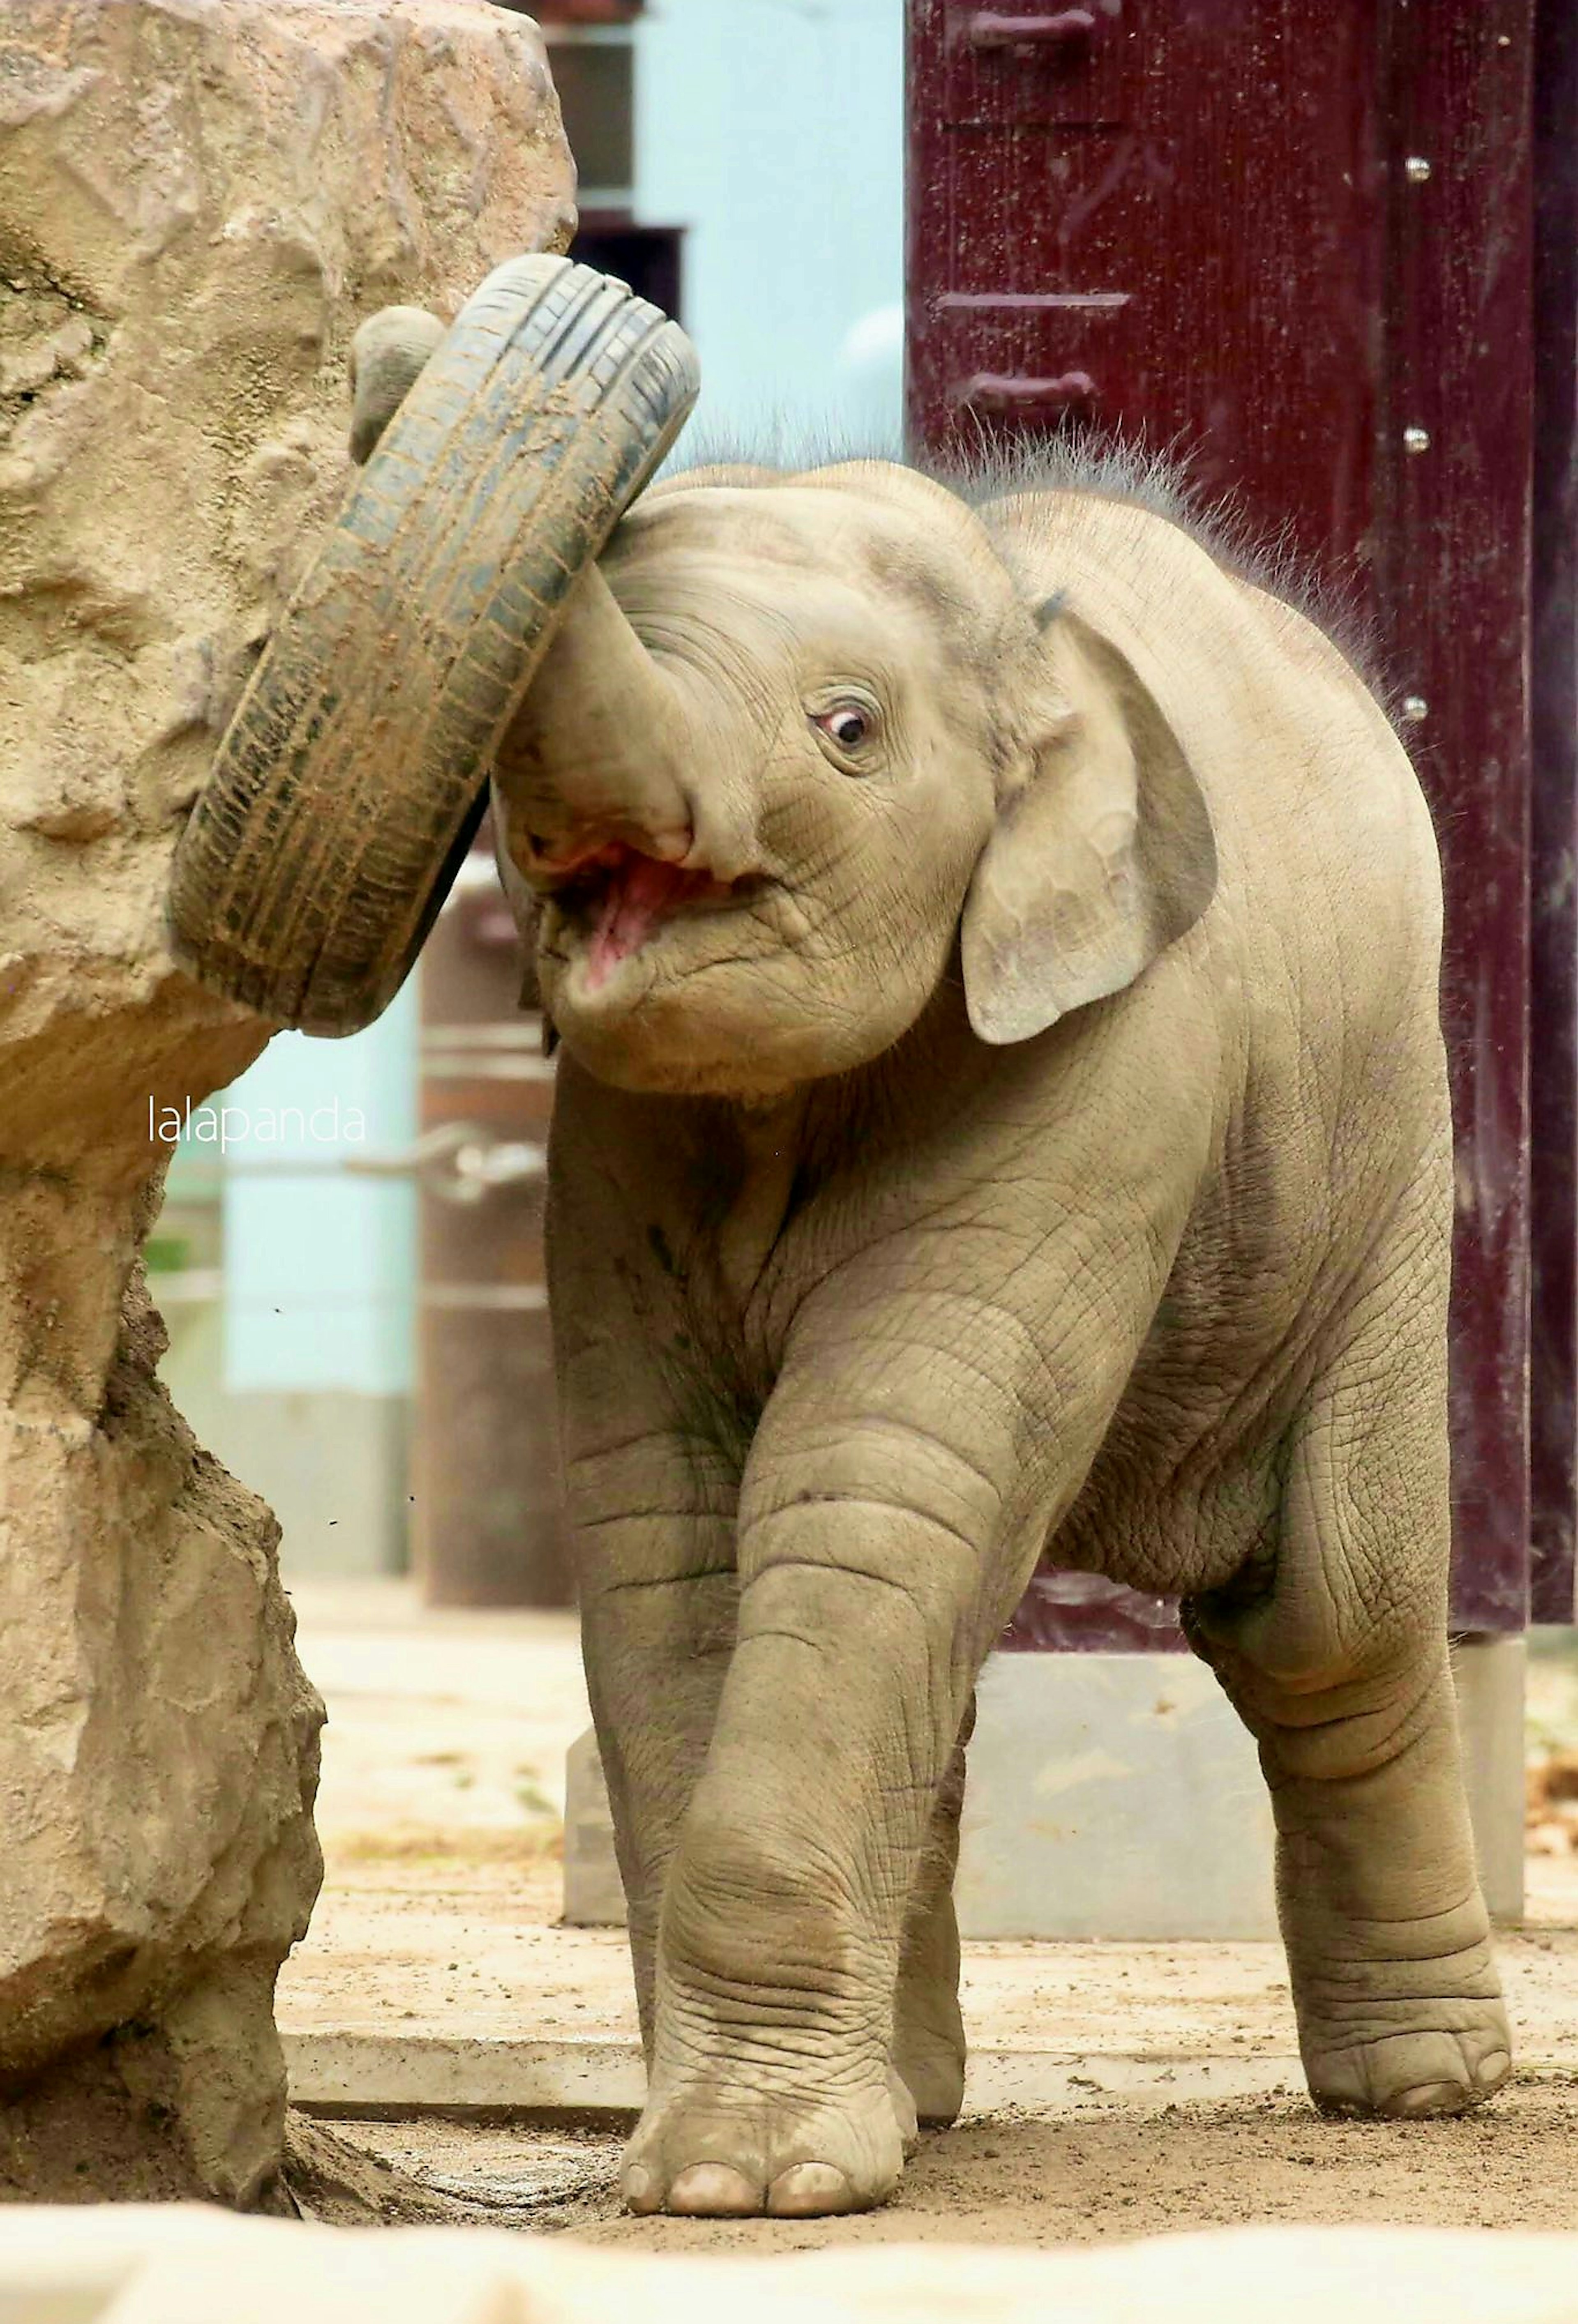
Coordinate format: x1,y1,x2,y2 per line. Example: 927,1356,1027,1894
354,318,1510,2218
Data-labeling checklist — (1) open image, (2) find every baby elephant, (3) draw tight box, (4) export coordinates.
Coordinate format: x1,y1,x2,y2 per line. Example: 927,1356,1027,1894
356,330,1510,2216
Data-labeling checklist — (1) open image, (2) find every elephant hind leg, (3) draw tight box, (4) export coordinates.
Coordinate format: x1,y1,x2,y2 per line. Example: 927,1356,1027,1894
1248,1646,1508,2117
1186,1244,1510,2119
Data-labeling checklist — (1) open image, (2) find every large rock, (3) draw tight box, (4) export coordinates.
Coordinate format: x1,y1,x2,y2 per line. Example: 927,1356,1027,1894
0,0,574,2204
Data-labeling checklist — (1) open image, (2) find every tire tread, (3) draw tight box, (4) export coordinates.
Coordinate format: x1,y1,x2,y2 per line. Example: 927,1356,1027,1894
167,255,698,1034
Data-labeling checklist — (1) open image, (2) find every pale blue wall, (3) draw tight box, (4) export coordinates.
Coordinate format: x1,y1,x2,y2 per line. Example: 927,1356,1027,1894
634,0,906,460
213,986,418,1399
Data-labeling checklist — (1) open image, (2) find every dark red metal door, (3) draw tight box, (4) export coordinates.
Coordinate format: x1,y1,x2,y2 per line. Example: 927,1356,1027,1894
907,0,1562,1637
1530,0,1578,1621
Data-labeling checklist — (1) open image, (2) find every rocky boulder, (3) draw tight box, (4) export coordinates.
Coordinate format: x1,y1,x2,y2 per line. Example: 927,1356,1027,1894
0,0,573,2204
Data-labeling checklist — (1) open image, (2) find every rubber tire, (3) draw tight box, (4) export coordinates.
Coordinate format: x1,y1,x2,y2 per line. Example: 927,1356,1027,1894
166,254,699,1036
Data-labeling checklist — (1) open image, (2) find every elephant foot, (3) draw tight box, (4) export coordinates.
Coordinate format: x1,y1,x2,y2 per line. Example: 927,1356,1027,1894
887,2066,920,2156
892,2010,966,2128
1300,1991,1511,2119
621,2071,907,2217
893,1885,968,2128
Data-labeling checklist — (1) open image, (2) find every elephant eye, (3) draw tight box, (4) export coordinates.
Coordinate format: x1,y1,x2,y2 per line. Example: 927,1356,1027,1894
812,703,874,756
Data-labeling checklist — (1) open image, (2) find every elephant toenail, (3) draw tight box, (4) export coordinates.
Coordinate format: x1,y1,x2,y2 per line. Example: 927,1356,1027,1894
622,2165,659,2213
1391,2080,1465,2117
768,2162,856,2217
667,2163,760,2216
1476,2050,1511,2092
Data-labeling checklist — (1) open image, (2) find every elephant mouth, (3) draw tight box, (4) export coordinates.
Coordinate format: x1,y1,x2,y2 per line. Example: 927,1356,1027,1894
547,841,751,990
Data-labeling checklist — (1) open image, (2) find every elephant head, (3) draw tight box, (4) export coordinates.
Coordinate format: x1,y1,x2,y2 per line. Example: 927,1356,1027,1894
351,316,1218,1097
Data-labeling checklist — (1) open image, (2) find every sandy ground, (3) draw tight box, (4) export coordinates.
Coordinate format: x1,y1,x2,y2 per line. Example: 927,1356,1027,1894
326,2084,1578,2251
279,1582,1578,2249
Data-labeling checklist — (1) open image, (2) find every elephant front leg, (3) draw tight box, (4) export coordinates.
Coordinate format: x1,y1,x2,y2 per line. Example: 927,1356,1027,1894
580,1556,734,2053
622,1445,1008,2220
566,1425,740,2054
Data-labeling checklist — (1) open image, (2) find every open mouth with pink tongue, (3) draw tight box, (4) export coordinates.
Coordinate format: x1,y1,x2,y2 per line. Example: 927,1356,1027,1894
551,842,743,990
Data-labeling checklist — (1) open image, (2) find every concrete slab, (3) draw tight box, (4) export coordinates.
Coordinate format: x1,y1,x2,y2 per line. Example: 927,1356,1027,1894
287,2029,1310,2115
1458,1634,1529,1915
958,1649,1277,1939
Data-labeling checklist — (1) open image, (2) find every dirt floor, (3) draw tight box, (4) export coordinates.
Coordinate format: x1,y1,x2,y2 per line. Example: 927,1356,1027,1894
309,2079,1578,2251
277,1584,1578,2250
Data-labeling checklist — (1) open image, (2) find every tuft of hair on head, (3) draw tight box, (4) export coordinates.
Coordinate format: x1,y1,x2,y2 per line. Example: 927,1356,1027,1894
918,423,1399,727
924,422,1204,532
653,410,904,491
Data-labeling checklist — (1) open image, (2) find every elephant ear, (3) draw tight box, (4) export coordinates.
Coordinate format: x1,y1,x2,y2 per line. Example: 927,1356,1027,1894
961,606,1217,1045
347,306,448,465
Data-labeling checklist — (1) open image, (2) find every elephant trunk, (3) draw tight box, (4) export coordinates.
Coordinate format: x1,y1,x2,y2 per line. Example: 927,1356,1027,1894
348,307,449,467
492,560,708,878
344,295,726,882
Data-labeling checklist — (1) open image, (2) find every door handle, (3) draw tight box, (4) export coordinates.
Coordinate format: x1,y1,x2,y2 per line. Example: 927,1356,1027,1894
338,1121,547,1204
957,370,1099,419
964,9,1105,51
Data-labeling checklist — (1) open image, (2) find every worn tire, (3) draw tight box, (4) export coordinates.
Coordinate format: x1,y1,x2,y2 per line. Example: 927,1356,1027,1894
166,254,699,1035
